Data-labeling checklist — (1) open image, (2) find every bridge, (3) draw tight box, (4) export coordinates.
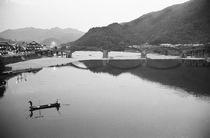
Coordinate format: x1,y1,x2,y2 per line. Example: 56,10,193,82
56,45,184,59
36,45,210,59
182,46,210,58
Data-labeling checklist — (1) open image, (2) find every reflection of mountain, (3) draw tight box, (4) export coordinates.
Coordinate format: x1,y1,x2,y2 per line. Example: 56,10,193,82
72,60,124,76
131,63,210,97
72,59,210,97
72,60,144,76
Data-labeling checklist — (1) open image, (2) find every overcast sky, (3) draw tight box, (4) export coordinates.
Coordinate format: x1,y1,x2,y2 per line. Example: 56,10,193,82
0,0,189,32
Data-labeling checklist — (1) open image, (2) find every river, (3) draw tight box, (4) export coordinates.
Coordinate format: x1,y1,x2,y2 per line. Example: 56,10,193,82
0,58,210,138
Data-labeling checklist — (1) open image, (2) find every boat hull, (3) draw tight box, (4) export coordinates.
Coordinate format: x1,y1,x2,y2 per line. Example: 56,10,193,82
30,103,60,111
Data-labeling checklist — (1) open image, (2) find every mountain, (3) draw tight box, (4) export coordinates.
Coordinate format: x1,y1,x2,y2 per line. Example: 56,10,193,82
0,27,84,45
0,37,12,42
0,37,15,44
0,38,7,41
40,38,62,47
72,0,210,49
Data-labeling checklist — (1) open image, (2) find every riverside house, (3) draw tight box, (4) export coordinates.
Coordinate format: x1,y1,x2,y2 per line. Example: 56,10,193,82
0,41,15,55
26,41,43,51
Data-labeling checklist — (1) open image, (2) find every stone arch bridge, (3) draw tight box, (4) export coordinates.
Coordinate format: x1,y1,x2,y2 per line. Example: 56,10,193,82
58,46,184,58
51,45,209,59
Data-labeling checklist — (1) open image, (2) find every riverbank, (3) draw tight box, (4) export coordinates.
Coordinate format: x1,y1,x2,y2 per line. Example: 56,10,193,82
5,57,77,71
1,53,45,65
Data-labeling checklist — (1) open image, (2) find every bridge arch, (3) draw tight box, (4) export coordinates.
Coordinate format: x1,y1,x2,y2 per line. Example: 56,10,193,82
142,46,183,58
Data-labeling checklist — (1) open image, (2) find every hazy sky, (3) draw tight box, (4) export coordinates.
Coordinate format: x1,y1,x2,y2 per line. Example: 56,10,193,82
0,0,189,32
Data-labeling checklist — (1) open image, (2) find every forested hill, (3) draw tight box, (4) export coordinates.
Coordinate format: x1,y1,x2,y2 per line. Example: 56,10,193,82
72,0,210,49
0,27,84,45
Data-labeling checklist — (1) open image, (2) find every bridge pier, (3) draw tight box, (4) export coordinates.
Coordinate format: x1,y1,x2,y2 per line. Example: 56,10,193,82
181,51,187,58
103,50,109,58
66,51,74,58
55,51,58,56
141,52,147,58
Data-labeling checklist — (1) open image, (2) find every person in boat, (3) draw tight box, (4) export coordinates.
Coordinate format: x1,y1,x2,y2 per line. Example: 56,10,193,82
28,100,60,111
28,101,33,107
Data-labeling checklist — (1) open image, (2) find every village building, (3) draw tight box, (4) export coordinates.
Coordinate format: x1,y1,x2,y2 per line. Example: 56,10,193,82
0,41,15,55
26,41,43,51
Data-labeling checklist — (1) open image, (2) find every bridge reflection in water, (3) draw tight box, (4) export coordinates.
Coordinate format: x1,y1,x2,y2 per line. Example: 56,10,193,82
70,59,210,97
1,59,209,99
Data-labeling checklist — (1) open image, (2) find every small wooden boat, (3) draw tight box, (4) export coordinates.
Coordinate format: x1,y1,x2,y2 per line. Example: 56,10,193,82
29,100,60,111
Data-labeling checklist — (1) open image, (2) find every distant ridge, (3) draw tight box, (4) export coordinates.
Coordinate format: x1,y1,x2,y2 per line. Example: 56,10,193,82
0,37,14,43
72,0,210,49
0,27,84,45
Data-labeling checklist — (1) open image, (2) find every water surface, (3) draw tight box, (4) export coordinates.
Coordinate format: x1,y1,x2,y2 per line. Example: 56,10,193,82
0,59,210,138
